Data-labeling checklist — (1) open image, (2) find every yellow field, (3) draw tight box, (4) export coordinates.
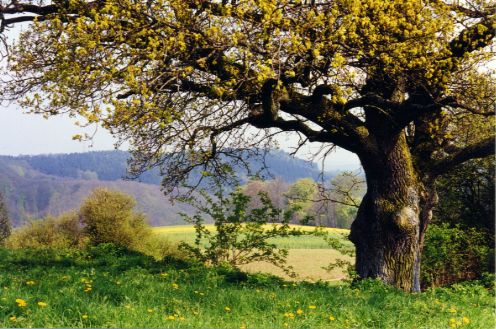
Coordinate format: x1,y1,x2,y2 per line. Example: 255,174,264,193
152,224,354,282
152,224,349,234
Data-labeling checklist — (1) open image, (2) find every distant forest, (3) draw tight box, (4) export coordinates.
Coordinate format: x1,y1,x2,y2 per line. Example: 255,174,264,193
0,150,348,227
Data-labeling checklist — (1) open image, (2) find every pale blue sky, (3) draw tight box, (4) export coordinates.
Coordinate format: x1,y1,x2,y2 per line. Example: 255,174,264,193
0,104,360,170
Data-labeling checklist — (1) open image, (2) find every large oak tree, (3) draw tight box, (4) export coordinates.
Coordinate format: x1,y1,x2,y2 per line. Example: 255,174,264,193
0,0,494,291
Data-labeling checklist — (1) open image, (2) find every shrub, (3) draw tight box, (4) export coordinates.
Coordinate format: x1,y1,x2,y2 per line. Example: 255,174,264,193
421,223,492,288
5,211,87,249
79,188,151,249
133,235,183,261
179,188,306,275
0,192,11,245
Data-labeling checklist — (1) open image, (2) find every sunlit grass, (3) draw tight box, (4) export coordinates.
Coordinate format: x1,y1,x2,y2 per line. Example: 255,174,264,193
152,224,351,249
152,224,353,281
0,248,493,328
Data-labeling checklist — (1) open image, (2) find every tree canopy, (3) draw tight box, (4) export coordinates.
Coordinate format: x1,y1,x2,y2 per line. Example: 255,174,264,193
0,0,493,191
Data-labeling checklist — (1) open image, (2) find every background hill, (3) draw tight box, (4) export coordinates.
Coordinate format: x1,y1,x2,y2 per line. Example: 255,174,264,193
0,150,338,226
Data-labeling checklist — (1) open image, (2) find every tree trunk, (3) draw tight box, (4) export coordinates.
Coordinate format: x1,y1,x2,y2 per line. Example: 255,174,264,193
350,133,435,292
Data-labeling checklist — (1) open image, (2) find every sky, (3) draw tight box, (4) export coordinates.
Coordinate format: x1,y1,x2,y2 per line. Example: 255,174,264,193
0,105,361,171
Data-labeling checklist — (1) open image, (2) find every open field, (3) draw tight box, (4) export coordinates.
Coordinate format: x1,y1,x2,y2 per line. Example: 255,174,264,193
152,224,351,248
0,248,494,328
152,224,353,281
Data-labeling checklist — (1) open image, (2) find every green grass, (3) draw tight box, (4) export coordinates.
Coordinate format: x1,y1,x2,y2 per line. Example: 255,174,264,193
152,224,355,281
0,247,494,328
152,224,353,249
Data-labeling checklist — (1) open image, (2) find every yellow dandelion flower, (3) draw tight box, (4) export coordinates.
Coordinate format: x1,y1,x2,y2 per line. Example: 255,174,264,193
171,283,179,289
37,301,47,307
84,287,92,292
225,306,231,312
147,309,154,313
240,324,246,329
449,318,457,328
167,315,175,320
9,315,17,322
82,314,89,320
26,280,35,285
308,305,316,309
462,317,470,324
160,272,168,277
179,317,185,321
15,298,27,307
329,315,336,321
296,309,303,315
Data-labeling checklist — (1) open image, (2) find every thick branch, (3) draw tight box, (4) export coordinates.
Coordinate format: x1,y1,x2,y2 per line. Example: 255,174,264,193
431,137,495,176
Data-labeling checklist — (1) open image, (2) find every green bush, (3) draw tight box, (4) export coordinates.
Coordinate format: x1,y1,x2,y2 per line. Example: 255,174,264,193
133,235,183,261
5,211,87,249
0,192,11,245
80,188,151,249
421,223,492,288
179,188,306,275
6,188,181,260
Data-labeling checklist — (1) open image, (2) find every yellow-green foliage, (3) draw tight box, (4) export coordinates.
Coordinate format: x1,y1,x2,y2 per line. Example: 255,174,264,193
134,235,183,261
80,188,151,249
5,211,87,249
6,188,180,260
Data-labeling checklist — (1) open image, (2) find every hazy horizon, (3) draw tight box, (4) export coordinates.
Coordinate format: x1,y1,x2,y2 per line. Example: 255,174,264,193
1,105,361,171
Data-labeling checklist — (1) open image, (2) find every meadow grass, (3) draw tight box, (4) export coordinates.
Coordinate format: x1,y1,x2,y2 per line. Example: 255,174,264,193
0,247,494,328
152,224,352,249
152,224,354,281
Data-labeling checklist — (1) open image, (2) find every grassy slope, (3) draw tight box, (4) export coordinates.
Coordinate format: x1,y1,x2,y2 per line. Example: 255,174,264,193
0,248,493,328
152,224,353,281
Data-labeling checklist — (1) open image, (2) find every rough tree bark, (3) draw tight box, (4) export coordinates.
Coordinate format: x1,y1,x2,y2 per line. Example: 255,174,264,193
350,132,432,292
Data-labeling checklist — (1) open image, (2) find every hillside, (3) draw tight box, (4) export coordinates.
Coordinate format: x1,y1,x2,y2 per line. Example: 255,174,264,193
0,150,336,226
15,149,334,184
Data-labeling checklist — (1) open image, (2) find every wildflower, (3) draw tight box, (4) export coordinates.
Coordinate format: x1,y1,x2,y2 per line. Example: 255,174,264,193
225,306,231,312
308,305,316,310
37,301,47,307
462,317,470,324
84,287,92,292
82,314,89,320
449,318,457,328
329,315,336,321
160,272,168,277
15,298,27,307
166,315,175,320
147,308,154,313
240,324,246,329
179,316,185,321
26,280,35,285
9,315,17,322
171,283,179,289
296,309,303,315
284,312,295,318
448,307,457,313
